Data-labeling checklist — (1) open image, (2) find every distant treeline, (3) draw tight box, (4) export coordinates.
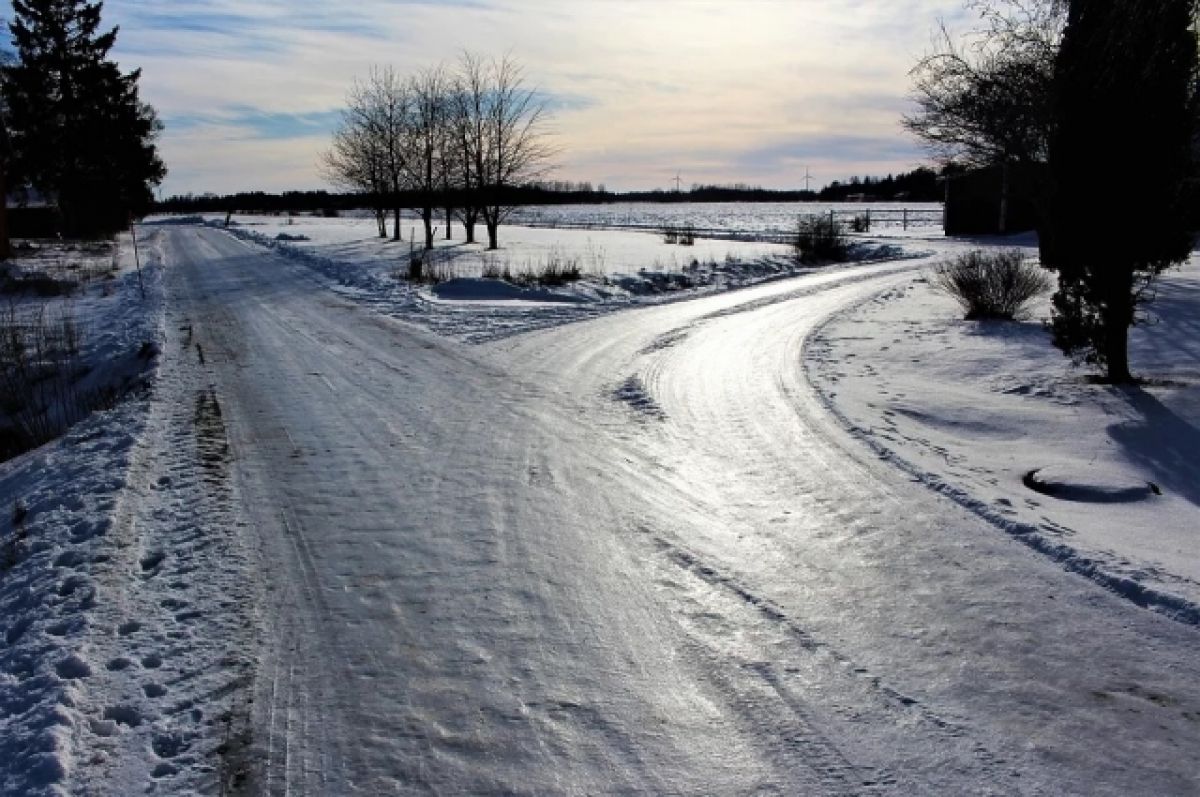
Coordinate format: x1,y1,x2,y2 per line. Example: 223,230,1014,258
153,168,943,215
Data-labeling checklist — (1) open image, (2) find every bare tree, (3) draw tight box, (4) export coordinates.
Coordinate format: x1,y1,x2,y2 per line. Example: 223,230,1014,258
448,53,489,245
454,53,554,250
321,120,388,237
349,67,411,241
904,1,1064,231
326,55,555,254
404,66,450,250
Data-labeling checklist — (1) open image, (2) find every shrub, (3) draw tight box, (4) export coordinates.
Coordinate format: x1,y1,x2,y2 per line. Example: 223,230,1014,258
663,223,695,245
407,253,426,283
931,249,1052,320
793,215,849,263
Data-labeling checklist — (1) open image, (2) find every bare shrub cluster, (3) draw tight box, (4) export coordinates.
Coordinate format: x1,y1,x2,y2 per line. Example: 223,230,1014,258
793,215,849,263
661,224,696,246
931,249,1052,320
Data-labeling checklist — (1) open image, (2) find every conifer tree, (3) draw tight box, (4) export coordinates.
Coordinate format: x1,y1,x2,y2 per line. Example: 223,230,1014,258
4,0,165,237
1044,0,1197,382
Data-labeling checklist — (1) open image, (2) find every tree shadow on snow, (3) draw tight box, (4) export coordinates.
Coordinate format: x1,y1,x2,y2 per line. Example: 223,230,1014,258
1108,386,1200,509
1130,276,1200,375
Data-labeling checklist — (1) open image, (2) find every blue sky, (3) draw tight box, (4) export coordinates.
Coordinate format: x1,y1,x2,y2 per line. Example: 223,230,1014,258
97,0,975,196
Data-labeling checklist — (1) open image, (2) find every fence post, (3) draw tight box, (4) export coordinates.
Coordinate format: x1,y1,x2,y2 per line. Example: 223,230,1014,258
865,209,871,232
829,209,835,229
903,208,908,231
129,214,145,300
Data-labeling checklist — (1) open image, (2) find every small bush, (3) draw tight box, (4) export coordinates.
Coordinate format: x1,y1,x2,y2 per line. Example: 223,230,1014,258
408,255,424,282
663,223,695,245
931,249,1052,320
794,215,849,263
850,214,869,233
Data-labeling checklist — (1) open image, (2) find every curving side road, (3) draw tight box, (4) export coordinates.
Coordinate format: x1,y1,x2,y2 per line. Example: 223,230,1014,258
164,225,1200,795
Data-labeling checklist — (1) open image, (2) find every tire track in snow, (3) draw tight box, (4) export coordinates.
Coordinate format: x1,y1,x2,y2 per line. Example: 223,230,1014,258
633,526,1020,791
168,238,383,797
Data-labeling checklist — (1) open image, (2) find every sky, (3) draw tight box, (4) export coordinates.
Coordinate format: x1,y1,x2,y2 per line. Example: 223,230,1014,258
97,0,978,197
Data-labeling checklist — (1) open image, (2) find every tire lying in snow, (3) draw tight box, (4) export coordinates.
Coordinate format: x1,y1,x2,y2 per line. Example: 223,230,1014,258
1022,467,1161,503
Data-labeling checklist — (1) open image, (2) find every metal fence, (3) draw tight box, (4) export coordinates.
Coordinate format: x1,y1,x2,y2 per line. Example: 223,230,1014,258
518,207,945,243
820,208,945,233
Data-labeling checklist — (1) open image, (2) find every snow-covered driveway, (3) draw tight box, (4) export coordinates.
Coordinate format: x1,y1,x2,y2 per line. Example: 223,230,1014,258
165,225,1199,794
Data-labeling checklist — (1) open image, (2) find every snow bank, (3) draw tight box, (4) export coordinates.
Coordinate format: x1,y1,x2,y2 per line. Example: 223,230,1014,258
0,233,164,795
807,251,1200,624
428,277,584,304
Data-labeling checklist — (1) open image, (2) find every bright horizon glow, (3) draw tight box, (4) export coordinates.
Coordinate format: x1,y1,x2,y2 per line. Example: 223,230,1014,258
97,0,976,197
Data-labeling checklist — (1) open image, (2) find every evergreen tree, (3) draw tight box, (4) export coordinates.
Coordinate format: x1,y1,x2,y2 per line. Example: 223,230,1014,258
0,48,13,259
4,0,165,237
1044,0,1197,382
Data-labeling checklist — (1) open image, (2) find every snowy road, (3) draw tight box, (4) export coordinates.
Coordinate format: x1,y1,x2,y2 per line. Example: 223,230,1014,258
165,226,1200,795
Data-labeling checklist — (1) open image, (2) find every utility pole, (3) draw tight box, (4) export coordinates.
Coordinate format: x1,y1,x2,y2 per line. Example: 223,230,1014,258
803,166,813,193
672,172,682,193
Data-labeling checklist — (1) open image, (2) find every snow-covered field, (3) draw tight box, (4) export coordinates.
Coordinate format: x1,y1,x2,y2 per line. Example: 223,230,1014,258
2,212,1198,794
221,211,794,272
506,201,945,238
182,212,910,342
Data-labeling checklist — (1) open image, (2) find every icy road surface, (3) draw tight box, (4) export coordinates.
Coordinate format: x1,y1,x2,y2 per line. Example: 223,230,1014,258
164,226,1199,795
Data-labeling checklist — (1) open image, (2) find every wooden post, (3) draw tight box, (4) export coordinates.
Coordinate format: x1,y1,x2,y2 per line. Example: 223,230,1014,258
865,208,871,232
943,176,950,236
903,208,908,231
129,216,145,300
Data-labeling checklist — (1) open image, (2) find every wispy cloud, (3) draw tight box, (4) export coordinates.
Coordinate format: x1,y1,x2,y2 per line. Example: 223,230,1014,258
96,0,975,194
163,108,343,141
